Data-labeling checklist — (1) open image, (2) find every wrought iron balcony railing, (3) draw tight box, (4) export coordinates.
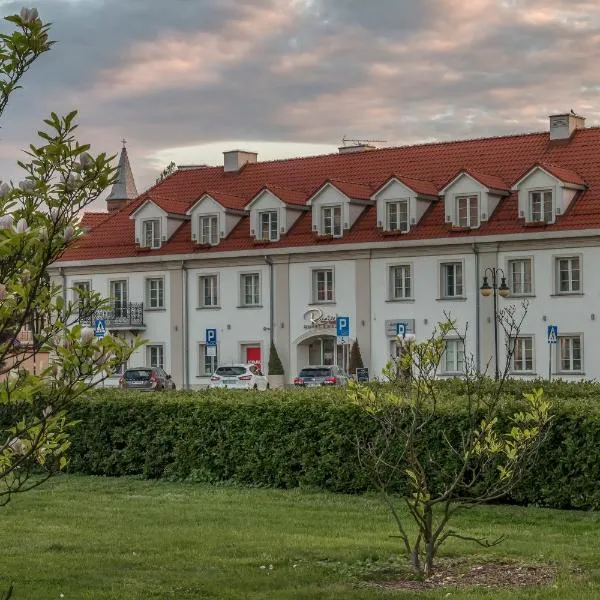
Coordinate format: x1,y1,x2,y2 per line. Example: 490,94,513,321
78,302,145,330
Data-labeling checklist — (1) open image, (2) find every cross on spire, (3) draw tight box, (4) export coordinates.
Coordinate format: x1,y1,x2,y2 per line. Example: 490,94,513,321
121,138,127,147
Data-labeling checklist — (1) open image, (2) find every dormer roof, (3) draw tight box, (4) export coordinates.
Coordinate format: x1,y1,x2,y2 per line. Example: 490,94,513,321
246,184,307,209
441,168,510,195
186,190,247,214
511,162,586,190
307,179,373,205
374,174,439,199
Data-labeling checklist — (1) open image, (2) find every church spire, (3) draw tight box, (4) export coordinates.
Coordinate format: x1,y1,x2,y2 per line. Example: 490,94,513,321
106,140,138,212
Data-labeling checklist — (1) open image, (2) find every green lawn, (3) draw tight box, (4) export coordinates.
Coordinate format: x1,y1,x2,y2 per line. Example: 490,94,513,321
0,476,599,599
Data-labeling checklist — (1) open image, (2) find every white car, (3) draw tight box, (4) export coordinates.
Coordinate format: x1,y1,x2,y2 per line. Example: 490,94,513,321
209,364,269,390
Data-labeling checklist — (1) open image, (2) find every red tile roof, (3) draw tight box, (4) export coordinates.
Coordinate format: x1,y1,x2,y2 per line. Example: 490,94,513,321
537,163,586,187
79,211,109,231
61,128,600,262
459,169,510,192
322,179,374,201
386,174,439,197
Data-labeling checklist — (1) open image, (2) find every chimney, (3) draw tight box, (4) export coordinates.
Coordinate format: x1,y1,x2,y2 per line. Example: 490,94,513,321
549,112,585,141
338,143,377,155
223,150,257,172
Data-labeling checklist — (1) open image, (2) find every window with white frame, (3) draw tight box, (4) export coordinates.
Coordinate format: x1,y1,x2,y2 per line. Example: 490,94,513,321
441,262,464,298
556,256,581,294
443,339,465,373
147,344,164,369
385,200,409,232
199,275,219,308
146,278,164,309
73,280,91,315
558,335,582,372
199,215,219,245
321,205,342,236
456,195,479,228
110,280,128,318
240,273,260,306
510,336,534,372
142,219,161,249
259,211,279,241
200,344,218,376
312,268,334,303
508,258,533,295
389,265,412,300
529,189,553,223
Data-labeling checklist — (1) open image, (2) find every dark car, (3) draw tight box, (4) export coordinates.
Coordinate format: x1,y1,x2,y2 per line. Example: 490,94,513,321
293,365,349,387
118,367,175,391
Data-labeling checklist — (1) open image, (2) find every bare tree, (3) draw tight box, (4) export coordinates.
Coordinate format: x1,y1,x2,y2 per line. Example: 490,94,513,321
349,302,551,579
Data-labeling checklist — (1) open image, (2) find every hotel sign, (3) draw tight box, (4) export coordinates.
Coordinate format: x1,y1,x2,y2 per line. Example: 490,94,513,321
304,308,337,329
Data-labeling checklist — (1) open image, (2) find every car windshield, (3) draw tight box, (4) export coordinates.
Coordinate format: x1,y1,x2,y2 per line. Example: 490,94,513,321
299,368,332,378
124,369,152,381
215,366,246,377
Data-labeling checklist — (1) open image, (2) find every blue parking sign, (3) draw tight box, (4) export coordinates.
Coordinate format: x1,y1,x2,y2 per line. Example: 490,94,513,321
336,316,350,337
206,328,217,346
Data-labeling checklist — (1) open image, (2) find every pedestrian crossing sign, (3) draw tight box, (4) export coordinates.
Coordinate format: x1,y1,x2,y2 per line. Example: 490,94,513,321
94,319,106,338
547,325,558,344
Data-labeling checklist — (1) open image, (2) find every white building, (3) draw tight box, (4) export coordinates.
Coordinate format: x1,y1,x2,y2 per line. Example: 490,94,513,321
53,114,600,386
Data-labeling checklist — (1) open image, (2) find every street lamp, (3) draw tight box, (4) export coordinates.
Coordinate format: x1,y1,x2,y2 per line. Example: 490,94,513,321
480,267,509,380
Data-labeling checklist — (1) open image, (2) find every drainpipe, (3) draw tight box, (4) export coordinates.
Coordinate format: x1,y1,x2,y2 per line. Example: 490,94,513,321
264,255,274,356
181,260,189,389
472,243,481,372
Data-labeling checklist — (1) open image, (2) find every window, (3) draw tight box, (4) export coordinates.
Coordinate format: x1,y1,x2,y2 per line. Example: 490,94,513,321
142,219,161,249
73,280,91,316
558,335,582,372
200,344,218,376
199,215,219,245
508,259,533,295
385,200,409,232
529,190,553,223
199,275,219,308
259,211,279,241
444,339,465,373
389,265,412,300
312,268,334,303
456,195,479,228
110,280,128,318
146,278,164,309
441,262,464,298
147,345,164,369
240,273,260,306
556,256,581,294
321,205,342,236
510,336,534,372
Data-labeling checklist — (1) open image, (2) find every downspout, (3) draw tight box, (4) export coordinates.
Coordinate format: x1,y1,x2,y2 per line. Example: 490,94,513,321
60,267,67,321
472,243,481,372
264,255,274,351
182,260,189,389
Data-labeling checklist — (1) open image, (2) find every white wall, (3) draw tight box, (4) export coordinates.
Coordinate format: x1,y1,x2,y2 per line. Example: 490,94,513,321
370,253,477,378
187,264,270,386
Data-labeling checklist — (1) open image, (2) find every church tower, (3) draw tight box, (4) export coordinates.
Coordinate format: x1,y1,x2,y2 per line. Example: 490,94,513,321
106,139,138,212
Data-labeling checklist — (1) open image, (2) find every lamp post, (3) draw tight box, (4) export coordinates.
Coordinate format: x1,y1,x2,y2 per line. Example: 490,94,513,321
480,267,510,380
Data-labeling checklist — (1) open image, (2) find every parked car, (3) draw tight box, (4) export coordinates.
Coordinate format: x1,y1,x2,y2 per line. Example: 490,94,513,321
118,367,175,391
293,365,349,387
209,364,269,390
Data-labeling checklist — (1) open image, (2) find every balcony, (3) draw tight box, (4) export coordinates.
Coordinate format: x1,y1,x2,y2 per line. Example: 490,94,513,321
79,302,146,331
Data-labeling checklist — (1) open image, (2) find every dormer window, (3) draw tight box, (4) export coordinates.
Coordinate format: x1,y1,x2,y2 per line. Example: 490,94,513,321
199,215,219,245
456,195,479,228
529,190,552,223
322,205,342,236
385,200,408,232
142,219,161,249
259,211,278,241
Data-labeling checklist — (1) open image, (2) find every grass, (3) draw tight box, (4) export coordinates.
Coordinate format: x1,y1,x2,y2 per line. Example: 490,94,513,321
0,476,599,599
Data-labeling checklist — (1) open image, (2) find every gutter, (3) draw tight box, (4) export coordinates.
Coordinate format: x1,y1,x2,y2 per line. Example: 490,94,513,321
182,260,189,390
264,255,274,347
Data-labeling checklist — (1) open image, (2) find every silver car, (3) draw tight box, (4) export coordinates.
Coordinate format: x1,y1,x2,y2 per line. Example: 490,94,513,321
293,365,349,387
118,367,175,391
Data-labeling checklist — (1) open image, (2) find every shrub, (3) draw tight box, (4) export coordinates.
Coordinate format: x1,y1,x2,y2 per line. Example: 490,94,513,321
267,342,284,376
348,340,364,375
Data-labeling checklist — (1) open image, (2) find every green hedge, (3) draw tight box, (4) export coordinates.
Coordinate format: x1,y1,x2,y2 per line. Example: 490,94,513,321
2,381,600,509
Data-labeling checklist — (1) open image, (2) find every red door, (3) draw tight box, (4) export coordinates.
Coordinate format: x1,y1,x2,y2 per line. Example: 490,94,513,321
246,346,262,371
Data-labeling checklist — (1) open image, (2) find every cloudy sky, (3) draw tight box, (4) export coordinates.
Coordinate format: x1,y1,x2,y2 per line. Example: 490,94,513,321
1,0,600,202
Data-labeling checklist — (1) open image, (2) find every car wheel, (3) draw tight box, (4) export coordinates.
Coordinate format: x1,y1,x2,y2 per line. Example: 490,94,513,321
253,384,258,390
266,383,270,390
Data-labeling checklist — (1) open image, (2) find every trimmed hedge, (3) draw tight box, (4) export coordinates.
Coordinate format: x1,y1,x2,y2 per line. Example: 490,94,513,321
2,380,600,508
